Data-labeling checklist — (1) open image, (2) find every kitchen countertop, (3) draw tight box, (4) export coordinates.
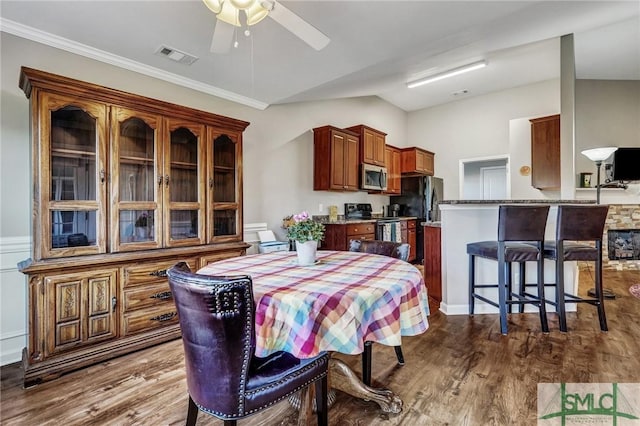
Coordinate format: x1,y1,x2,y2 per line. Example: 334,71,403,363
440,199,596,205
315,216,418,224
422,222,441,227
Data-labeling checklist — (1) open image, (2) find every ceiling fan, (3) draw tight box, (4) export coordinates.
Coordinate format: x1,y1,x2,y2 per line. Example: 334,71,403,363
203,0,330,54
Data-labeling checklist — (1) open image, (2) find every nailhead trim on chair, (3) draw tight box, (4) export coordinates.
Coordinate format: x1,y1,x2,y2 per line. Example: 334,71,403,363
193,357,329,418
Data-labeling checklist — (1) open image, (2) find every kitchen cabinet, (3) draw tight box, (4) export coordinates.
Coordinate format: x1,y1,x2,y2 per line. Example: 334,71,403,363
345,125,386,167
530,114,560,190
400,147,434,176
18,67,250,386
384,145,401,195
400,219,417,263
313,126,359,191
423,225,442,303
322,222,376,251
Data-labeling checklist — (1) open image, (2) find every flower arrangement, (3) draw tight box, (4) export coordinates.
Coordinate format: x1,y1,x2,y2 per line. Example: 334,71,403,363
135,212,152,227
284,211,325,242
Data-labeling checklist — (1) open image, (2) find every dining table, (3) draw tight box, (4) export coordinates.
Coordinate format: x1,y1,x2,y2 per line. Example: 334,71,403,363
197,249,430,414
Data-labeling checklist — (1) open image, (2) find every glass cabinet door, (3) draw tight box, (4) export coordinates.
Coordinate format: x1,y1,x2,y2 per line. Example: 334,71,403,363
207,129,242,243
40,93,108,258
163,119,205,246
111,108,161,252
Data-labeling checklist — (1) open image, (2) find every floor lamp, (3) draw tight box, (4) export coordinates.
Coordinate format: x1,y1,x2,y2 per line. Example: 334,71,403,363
581,147,618,298
581,147,618,203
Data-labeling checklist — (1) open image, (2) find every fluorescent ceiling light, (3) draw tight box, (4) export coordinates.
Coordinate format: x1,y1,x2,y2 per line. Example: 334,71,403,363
407,60,487,89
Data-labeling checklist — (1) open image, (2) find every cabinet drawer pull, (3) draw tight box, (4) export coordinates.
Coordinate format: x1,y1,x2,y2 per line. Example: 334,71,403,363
111,296,117,312
100,169,106,183
158,175,163,186
150,291,172,300
165,174,170,187
150,312,177,322
149,270,168,277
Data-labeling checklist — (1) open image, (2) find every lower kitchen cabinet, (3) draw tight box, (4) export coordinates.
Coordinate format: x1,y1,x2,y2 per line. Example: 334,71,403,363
400,219,417,263
19,244,247,387
322,222,375,251
423,225,442,303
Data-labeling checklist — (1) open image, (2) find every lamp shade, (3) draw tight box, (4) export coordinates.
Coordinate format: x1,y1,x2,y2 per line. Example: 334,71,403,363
217,0,241,26
581,147,618,162
245,1,269,25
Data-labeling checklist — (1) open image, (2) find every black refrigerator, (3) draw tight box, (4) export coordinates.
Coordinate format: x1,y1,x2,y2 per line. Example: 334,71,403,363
390,176,444,263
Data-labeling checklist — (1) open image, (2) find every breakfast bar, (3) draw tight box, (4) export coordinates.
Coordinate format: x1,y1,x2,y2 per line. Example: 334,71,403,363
438,200,596,316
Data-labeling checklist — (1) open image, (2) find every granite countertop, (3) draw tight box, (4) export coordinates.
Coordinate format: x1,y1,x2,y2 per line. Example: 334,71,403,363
422,222,441,227
440,199,596,205
315,216,418,224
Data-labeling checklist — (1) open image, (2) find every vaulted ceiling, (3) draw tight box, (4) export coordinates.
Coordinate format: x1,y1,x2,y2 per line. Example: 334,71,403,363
1,1,638,111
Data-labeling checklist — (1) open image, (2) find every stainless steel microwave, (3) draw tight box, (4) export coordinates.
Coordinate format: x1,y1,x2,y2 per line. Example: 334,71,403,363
361,164,388,191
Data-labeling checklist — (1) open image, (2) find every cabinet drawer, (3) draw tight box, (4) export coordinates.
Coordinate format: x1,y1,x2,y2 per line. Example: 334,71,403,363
123,258,198,288
350,233,375,242
122,303,178,336
123,282,173,313
346,223,375,236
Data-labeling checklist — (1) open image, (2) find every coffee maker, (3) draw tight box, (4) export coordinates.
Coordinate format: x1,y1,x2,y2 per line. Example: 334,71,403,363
386,204,401,217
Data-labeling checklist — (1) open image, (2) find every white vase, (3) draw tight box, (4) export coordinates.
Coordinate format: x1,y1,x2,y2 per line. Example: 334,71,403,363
296,240,318,266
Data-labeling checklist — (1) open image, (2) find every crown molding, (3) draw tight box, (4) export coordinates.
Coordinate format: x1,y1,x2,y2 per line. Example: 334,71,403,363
1,18,269,110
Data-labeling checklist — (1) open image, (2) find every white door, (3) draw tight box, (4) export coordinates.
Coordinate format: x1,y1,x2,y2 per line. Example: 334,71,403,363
480,166,507,199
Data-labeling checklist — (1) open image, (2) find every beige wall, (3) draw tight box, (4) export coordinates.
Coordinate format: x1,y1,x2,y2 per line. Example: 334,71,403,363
575,79,640,176
407,79,561,199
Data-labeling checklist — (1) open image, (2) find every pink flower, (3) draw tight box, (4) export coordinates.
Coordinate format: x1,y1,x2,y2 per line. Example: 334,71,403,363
293,211,309,222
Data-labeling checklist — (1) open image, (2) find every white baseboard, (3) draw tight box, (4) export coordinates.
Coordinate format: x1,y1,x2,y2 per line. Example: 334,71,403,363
440,301,577,316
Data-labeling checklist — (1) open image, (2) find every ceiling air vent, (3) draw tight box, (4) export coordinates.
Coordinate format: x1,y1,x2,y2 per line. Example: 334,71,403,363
156,45,198,65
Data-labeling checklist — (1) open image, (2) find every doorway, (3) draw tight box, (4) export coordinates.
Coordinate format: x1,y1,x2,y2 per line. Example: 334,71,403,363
459,155,510,200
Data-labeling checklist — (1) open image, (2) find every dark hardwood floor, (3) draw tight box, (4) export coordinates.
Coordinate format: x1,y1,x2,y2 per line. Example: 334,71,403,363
2,268,639,425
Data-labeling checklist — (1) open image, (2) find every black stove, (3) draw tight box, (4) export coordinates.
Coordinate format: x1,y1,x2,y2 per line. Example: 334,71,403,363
344,203,372,220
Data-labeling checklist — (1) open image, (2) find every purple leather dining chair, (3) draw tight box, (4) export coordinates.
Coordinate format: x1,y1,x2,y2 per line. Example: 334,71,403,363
167,262,329,426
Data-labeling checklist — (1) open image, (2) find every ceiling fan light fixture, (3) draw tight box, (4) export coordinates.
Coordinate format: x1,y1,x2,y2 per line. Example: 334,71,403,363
407,60,488,89
245,1,270,25
229,0,256,10
203,0,223,14
216,1,241,26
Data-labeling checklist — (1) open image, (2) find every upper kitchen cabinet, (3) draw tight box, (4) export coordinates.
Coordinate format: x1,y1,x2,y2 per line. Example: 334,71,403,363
530,114,560,190
345,125,386,166
385,145,401,195
313,126,359,191
400,147,434,176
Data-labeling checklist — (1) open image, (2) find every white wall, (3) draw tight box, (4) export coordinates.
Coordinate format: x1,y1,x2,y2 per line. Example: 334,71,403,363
407,79,561,200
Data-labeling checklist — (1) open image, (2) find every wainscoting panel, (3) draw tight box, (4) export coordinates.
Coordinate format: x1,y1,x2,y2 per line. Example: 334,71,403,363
0,236,30,366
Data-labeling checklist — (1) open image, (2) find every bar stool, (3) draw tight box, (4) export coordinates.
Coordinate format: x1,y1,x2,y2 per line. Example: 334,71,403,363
467,205,550,335
542,204,609,332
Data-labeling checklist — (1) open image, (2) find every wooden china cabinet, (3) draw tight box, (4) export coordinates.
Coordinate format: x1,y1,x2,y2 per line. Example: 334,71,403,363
17,67,250,386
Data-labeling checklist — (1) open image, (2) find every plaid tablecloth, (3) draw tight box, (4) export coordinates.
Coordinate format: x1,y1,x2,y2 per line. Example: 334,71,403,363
197,250,430,359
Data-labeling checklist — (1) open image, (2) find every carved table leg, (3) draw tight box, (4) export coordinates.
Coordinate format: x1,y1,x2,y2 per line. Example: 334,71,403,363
328,356,403,414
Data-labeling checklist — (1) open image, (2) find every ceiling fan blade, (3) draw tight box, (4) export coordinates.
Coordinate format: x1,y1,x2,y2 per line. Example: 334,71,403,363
210,20,235,54
267,1,330,51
